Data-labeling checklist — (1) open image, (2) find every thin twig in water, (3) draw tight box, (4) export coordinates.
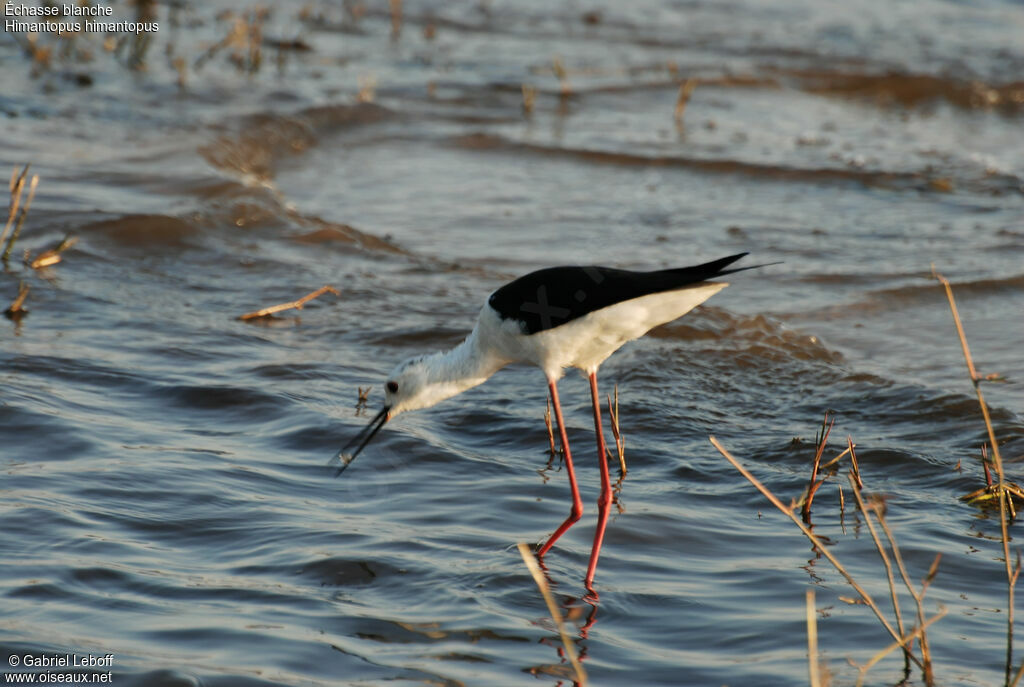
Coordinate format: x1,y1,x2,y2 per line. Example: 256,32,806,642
552,56,571,98
543,398,557,458
848,436,864,490
1013,658,1024,687
357,73,376,103
855,608,947,687
933,267,1016,681
239,285,339,320
709,436,924,670
878,509,941,682
1,165,29,249
389,0,402,39
807,588,821,687
356,386,370,409
848,475,909,658
516,542,587,685
674,77,697,124
801,412,834,521
606,384,626,475
4,281,29,318
522,84,537,116
28,235,77,269
3,166,39,263
818,442,854,471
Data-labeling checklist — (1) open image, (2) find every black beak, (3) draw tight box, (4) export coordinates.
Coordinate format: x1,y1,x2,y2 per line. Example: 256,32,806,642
332,406,390,477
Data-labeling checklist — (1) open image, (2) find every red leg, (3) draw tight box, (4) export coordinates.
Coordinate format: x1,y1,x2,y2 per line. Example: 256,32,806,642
537,379,583,557
584,372,612,589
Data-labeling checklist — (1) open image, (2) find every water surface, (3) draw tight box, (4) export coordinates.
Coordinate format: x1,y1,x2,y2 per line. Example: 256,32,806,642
2,1,1023,685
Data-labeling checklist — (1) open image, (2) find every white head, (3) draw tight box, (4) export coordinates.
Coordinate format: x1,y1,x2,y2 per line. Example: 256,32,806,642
383,353,467,418
335,340,499,475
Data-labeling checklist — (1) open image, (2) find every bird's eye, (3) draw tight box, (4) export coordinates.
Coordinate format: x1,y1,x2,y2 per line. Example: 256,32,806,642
386,381,399,393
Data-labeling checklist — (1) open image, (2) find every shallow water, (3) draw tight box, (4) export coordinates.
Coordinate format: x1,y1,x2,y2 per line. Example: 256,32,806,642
2,1,1023,685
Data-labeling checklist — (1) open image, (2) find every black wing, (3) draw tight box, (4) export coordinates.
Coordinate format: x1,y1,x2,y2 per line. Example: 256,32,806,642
488,253,750,335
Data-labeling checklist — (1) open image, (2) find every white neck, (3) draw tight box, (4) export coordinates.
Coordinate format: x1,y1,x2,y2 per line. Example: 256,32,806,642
407,326,508,411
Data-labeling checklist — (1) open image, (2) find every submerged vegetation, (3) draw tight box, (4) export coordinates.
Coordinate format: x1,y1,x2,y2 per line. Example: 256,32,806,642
707,275,1022,687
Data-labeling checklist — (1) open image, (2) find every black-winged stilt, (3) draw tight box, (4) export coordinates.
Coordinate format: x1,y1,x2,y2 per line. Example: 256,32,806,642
335,253,762,589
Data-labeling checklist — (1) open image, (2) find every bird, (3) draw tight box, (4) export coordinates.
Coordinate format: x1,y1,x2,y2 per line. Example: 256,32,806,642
334,252,765,589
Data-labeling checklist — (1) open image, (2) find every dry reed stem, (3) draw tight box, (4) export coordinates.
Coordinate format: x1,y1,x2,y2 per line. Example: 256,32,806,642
3,167,38,262
356,386,370,407
1012,659,1024,687
878,512,940,680
4,281,29,317
802,412,835,521
29,235,77,269
389,0,402,39
847,436,864,490
239,285,339,320
357,73,377,103
807,588,822,687
674,77,697,123
552,56,571,96
848,475,909,657
1,165,29,248
173,56,187,89
819,443,854,471
855,608,947,687
606,384,626,475
516,542,587,685
985,445,994,486
544,398,557,457
521,84,537,115
709,436,923,669
933,268,1015,680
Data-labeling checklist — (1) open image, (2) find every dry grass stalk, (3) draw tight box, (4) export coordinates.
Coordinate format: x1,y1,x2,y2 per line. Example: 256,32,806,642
674,77,697,124
3,165,39,263
606,384,626,475
4,281,29,318
389,0,402,39
239,285,339,320
847,436,864,490
194,8,267,73
356,386,370,408
357,73,377,103
855,608,947,687
848,475,909,659
801,412,835,521
29,235,77,269
521,84,537,116
173,56,187,89
709,436,924,670
516,542,587,685
877,508,942,680
807,588,822,687
1,165,29,247
543,398,557,457
933,267,1016,680
552,56,571,97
